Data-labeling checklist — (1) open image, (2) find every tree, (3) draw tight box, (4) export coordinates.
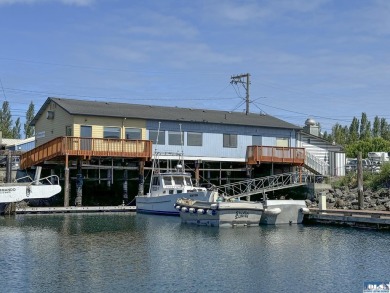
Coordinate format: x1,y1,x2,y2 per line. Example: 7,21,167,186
332,123,348,145
24,101,35,138
359,112,371,140
372,116,381,137
380,118,390,140
348,117,359,143
12,117,21,139
0,101,13,138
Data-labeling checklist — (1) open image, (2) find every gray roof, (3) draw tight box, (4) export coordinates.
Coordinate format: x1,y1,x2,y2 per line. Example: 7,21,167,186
32,97,301,130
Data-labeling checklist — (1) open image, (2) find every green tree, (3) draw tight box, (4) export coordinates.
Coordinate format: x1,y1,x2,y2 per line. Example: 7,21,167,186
24,101,35,138
372,116,381,137
0,101,13,138
332,123,348,145
12,117,21,139
360,112,371,140
380,118,390,140
348,116,359,143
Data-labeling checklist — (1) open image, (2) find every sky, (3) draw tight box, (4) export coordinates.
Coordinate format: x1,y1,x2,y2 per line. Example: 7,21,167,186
0,0,389,136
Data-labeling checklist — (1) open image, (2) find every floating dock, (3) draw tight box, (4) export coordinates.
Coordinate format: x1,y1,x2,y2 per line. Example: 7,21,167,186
306,208,390,229
15,205,136,214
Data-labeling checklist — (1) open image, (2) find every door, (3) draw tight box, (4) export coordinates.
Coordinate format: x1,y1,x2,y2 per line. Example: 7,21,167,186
80,125,92,150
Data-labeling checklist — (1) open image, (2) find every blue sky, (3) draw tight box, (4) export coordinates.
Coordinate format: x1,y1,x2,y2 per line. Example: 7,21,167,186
0,0,389,135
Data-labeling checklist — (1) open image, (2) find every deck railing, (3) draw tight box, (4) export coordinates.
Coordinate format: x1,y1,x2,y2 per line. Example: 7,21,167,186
20,136,153,169
246,145,305,165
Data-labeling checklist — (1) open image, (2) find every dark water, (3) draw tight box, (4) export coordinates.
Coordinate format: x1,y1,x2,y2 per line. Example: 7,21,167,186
0,213,389,293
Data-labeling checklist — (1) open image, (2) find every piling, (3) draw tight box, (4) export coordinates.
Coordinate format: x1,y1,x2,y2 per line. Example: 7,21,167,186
75,159,83,206
357,152,364,210
64,154,70,207
138,161,144,195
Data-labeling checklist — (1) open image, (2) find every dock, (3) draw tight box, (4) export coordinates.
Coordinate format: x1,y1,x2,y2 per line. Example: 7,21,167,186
15,205,136,214
306,208,390,229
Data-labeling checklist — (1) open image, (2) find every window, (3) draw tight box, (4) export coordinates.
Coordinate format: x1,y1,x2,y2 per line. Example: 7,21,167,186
104,127,121,139
223,134,237,148
46,111,55,119
125,128,142,140
252,135,262,146
149,130,165,145
162,176,172,185
168,131,182,145
276,137,289,147
66,126,72,136
173,176,184,185
187,132,202,146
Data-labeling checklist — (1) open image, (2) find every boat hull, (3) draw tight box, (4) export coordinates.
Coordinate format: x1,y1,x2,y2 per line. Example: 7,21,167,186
0,184,62,203
177,200,264,227
136,192,210,216
261,200,309,224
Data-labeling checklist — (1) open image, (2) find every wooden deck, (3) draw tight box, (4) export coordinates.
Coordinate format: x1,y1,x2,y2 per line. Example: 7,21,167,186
20,136,153,169
246,145,305,165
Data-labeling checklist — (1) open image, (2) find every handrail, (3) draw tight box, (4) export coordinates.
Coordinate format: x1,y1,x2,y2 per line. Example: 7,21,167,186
304,152,329,175
20,136,153,169
15,174,60,185
246,145,305,165
214,171,310,200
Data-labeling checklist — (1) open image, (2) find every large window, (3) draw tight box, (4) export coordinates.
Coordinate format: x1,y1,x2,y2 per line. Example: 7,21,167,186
276,137,289,147
187,132,202,146
149,130,165,145
223,134,237,148
168,131,182,145
125,128,142,140
252,135,262,146
104,127,121,139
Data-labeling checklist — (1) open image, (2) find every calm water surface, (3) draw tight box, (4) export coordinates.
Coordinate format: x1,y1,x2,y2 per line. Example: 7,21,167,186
0,213,389,293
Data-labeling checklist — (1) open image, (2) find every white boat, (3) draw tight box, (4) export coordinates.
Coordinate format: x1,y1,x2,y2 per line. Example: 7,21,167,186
0,169,62,204
260,200,310,225
176,195,310,227
175,198,264,227
136,152,212,215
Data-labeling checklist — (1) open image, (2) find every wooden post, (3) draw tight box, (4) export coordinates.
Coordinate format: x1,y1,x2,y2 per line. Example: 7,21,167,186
123,169,128,204
75,159,83,206
64,154,70,207
138,160,144,195
357,152,364,210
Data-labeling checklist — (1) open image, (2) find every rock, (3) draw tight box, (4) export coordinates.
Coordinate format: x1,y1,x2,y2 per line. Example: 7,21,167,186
335,189,343,197
334,199,345,208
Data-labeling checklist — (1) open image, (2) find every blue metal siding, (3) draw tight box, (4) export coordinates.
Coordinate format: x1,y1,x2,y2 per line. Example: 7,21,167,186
14,141,36,151
147,120,297,160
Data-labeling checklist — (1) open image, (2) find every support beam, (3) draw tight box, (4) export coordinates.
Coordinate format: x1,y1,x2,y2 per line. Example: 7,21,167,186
138,160,144,195
64,154,70,207
75,159,83,206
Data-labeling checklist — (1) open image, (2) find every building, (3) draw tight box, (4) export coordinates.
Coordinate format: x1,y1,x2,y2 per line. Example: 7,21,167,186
31,97,301,162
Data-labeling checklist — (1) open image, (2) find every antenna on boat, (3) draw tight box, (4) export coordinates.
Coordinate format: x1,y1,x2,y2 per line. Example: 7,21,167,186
149,122,161,195
179,124,185,172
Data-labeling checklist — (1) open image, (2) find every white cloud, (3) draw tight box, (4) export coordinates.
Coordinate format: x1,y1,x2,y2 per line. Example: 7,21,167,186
0,0,94,6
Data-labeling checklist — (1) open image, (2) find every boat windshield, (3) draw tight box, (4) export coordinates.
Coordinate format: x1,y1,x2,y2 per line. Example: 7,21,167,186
184,177,192,187
172,176,184,186
162,176,173,185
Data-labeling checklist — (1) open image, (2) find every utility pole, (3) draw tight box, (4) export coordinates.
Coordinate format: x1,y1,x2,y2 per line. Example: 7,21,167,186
231,73,251,114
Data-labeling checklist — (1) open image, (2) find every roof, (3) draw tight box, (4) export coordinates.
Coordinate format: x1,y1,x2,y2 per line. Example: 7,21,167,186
32,97,302,130
0,137,35,147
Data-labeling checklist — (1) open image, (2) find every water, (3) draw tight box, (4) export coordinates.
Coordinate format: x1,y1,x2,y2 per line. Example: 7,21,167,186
0,213,389,293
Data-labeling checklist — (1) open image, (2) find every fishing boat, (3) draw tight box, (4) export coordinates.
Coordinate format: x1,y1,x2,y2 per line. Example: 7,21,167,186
175,197,265,227
0,167,62,214
135,152,212,215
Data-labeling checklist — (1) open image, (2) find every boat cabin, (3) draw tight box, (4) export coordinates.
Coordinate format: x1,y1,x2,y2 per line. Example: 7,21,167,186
149,172,195,196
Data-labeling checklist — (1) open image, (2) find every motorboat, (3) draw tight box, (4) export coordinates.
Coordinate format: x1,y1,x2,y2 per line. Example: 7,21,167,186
175,197,264,227
0,167,62,214
135,152,212,215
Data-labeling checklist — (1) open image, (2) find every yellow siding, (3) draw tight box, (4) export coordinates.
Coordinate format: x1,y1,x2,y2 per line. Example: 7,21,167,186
73,116,147,139
35,101,73,146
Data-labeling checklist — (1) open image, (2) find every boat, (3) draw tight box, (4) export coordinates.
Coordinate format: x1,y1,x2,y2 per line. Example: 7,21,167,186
176,194,310,227
0,167,62,214
260,199,310,224
175,197,264,227
135,152,212,215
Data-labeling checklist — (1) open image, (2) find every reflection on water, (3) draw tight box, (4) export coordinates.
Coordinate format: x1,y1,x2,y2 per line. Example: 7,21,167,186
0,213,389,293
